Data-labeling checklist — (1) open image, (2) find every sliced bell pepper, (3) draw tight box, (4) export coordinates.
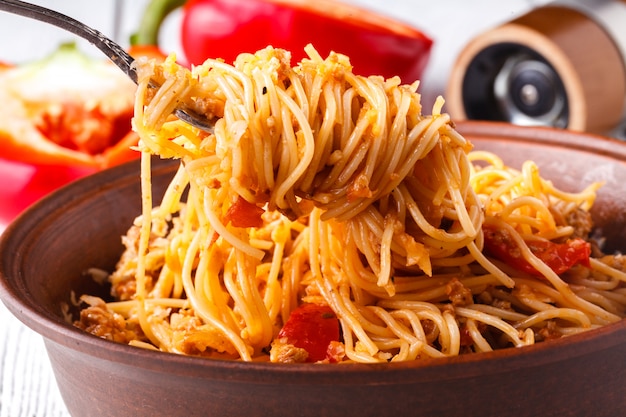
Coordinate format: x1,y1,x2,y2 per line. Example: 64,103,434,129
134,0,433,83
0,42,139,169
0,43,152,228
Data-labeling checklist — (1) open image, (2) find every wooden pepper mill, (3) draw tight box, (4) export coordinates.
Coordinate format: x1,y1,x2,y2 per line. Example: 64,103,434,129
446,0,626,134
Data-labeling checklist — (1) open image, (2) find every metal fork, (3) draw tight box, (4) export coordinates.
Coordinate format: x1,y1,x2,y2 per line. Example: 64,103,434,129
0,0,214,133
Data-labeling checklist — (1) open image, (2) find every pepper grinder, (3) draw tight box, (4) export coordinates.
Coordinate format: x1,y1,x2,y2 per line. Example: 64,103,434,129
446,0,626,134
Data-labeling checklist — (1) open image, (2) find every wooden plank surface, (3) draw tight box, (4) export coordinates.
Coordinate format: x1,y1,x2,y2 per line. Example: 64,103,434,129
0,302,69,417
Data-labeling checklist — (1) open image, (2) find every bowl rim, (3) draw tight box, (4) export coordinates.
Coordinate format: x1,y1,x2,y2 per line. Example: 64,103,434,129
1,120,625,382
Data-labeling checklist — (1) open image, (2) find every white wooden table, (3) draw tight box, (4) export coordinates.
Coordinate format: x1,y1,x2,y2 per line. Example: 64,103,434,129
0,1,541,415
0,302,69,417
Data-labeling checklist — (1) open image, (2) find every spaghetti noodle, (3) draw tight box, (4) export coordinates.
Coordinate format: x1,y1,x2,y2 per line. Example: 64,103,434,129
74,46,626,363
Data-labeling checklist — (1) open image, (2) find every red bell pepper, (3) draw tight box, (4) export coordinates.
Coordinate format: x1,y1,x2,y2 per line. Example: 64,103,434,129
0,43,139,169
0,43,158,229
482,225,591,277
134,0,433,83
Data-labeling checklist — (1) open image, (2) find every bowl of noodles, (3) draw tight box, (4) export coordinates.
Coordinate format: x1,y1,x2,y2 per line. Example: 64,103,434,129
1,46,626,417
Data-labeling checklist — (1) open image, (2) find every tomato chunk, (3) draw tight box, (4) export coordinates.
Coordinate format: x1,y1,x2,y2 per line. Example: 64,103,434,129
224,196,265,228
278,303,341,363
483,225,591,276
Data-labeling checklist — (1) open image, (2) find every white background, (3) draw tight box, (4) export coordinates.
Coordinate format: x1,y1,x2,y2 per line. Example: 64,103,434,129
0,1,553,416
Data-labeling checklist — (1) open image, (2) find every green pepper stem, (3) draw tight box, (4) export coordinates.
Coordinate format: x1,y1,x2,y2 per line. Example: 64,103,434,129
131,0,187,46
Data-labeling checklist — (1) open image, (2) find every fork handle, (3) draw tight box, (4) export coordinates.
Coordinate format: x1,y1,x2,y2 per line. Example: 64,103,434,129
0,0,137,83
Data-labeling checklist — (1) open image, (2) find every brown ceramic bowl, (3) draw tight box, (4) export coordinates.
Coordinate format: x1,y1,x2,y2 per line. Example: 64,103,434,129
1,121,625,417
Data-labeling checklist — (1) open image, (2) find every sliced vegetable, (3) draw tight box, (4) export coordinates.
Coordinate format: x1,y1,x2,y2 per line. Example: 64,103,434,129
482,225,591,277
0,43,153,228
134,0,433,83
0,42,138,169
277,303,341,363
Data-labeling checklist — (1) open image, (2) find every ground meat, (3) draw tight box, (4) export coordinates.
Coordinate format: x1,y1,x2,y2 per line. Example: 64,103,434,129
269,337,309,363
446,278,473,307
191,95,224,122
74,297,141,344
565,207,593,239
537,320,563,342
326,341,346,363
170,312,238,357
111,277,137,302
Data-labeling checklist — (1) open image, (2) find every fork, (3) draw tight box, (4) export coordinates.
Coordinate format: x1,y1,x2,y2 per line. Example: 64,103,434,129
0,0,215,133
